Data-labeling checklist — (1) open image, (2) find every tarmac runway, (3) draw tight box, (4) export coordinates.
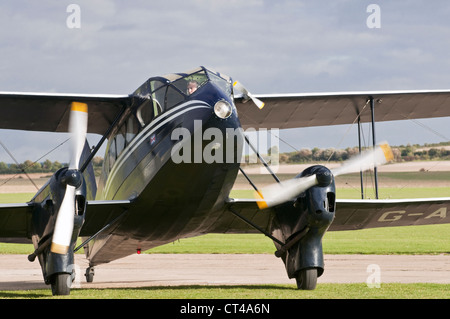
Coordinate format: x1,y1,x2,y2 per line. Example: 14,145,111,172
0,254,449,291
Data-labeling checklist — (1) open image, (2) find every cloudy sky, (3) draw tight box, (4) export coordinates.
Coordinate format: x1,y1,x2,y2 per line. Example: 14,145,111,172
0,0,449,162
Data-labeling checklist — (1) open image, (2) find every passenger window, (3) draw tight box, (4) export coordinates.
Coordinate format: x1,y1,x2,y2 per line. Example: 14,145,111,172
108,138,116,170
126,115,139,144
115,124,126,157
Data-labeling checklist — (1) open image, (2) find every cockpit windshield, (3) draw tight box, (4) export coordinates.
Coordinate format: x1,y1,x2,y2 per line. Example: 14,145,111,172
162,67,232,98
133,67,232,127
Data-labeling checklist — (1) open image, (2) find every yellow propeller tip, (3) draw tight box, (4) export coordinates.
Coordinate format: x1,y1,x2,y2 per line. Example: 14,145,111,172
50,243,69,255
380,143,394,162
71,101,88,113
257,201,268,209
254,190,268,209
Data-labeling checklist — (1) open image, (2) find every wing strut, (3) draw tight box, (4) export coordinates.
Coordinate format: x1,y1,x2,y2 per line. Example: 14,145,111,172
0,140,39,191
358,96,382,199
357,116,364,199
74,206,130,253
369,96,379,199
227,206,310,257
228,206,283,246
243,134,280,183
238,167,259,192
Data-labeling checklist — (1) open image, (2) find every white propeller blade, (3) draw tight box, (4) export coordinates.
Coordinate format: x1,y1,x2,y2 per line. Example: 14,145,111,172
68,102,88,169
255,175,317,209
233,81,265,109
51,102,88,254
51,185,76,254
255,142,393,209
331,142,393,177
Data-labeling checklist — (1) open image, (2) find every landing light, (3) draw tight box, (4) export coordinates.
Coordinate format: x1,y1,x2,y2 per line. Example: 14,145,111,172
214,100,232,119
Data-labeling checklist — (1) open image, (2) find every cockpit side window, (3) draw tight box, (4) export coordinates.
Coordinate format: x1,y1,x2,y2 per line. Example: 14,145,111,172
150,81,166,117
136,99,155,127
165,86,184,110
207,71,232,97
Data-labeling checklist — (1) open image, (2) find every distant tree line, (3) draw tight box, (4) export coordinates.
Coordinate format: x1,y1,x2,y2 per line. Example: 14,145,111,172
0,142,448,175
0,157,104,175
255,142,450,165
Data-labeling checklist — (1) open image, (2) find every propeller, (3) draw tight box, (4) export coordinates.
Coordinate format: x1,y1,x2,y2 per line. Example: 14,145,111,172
255,142,394,209
51,102,88,254
233,81,265,109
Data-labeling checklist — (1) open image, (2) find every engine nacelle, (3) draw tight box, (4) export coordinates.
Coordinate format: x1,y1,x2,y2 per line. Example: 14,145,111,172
28,142,96,295
270,165,335,289
30,168,87,284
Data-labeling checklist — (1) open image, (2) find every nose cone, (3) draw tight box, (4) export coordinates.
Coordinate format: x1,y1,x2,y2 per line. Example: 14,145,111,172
296,165,334,187
316,169,332,187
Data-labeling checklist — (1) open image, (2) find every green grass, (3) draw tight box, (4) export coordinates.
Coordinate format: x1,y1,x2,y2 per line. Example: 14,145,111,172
323,224,450,254
0,193,34,203
230,187,450,200
337,187,450,200
145,224,450,255
1,283,449,299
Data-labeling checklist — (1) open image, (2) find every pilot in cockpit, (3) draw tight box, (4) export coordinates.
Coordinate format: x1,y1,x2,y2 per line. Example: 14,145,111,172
187,80,199,95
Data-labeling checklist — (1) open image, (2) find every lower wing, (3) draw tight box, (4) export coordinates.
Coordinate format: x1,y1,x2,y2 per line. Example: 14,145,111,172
0,200,131,244
1,196,448,243
210,197,450,234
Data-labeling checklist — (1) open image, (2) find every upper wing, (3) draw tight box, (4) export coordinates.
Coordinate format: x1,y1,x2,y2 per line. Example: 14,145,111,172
211,197,450,234
0,92,131,134
235,90,450,129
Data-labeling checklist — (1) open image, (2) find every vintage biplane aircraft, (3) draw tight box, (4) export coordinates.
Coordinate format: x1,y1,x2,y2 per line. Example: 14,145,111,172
0,66,449,295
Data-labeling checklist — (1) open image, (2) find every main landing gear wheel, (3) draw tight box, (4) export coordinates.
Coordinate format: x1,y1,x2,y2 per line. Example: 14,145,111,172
50,273,71,296
85,267,95,283
296,268,317,290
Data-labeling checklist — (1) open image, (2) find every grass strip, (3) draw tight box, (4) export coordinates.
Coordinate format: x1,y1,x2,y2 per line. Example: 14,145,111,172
1,283,448,299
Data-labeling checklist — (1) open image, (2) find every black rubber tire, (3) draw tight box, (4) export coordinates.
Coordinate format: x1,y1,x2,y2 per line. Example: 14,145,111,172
51,273,71,296
295,268,317,290
85,267,94,283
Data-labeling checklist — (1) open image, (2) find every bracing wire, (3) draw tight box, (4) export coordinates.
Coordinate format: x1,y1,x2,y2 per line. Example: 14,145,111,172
0,137,71,190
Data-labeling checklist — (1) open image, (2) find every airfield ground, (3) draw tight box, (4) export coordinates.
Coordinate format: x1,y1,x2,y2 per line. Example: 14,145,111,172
0,253,448,291
1,161,450,193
